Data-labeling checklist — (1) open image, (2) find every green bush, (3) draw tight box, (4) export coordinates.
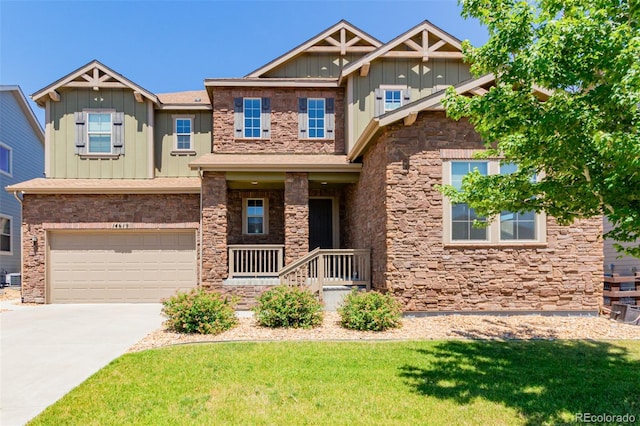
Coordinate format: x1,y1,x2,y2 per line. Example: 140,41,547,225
162,288,238,334
338,290,402,331
253,285,323,328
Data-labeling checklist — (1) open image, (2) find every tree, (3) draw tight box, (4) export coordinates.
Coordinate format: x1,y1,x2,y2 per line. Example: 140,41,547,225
442,0,640,256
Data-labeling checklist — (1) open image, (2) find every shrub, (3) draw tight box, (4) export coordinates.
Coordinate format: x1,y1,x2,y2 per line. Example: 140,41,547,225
253,285,323,328
338,290,402,331
162,288,238,334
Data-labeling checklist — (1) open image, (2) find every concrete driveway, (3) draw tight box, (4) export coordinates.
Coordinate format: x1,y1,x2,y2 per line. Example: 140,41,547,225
0,300,164,426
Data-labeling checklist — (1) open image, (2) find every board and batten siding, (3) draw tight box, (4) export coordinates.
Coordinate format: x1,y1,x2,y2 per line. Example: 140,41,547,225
154,110,212,177
49,88,150,179
350,59,471,152
263,53,360,78
603,218,640,275
0,89,44,274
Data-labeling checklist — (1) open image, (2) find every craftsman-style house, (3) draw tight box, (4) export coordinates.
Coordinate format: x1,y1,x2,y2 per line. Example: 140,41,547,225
7,20,602,312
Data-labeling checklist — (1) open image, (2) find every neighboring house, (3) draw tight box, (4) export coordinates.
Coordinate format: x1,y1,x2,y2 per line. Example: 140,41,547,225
604,218,639,276
0,86,45,282
7,20,603,312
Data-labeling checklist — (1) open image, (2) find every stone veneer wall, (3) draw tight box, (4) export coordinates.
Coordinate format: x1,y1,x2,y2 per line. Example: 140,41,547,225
374,111,603,311
201,172,228,287
21,193,200,303
212,88,345,154
284,173,309,264
344,137,388,290
227,189,285,245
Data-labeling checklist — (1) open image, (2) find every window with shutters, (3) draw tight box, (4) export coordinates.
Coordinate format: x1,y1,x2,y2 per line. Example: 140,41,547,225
374,86,411,117
442,160,546,245
233,97,271,139
173,115,194,151
298,97,335,140
75,109,124,157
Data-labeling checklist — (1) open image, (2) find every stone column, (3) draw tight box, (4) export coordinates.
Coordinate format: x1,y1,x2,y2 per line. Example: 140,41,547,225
284,172,309,265
201,172,227,287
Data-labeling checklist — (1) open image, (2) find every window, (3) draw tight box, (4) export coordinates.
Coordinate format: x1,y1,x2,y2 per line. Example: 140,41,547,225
75,110,123,156
307,98,325,138
173,116,194,150
384,90,402,111
244,98,261,138
450,162,488,241
0,143,11,176
499,163,537,241
243,198,268,235
298,97,334,140
374,86,410,116
87,112,112,154
0,215,11,253
443,159,545,244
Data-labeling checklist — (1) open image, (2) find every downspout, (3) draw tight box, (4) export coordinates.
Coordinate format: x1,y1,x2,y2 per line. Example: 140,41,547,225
198,167,204,287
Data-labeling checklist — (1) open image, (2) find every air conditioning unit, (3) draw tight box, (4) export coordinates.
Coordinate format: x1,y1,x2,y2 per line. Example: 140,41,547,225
6,273,21,287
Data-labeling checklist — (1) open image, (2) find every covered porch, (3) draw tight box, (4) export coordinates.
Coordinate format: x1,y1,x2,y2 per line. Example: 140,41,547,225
192,154,370,301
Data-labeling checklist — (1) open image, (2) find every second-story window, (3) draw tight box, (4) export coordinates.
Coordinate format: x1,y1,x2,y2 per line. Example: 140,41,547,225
87,113,112,154
174,116,194,150
244,98,262,138
298,97,334,140
0,143,11,176
75,110,124,156
308,98,325,138
384,90,402,111
234,97,271,139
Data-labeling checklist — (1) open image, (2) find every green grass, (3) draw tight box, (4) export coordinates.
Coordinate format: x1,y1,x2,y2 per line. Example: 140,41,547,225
30,340,640,426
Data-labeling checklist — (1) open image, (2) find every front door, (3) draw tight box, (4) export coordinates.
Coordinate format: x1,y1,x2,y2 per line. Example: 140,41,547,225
309,198,333,250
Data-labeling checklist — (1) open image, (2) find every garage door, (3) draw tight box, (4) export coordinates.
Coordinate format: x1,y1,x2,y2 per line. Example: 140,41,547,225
49,231,197,303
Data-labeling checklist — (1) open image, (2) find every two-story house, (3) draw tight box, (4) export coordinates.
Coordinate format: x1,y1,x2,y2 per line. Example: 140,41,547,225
0,86,45,285
7,20,603,313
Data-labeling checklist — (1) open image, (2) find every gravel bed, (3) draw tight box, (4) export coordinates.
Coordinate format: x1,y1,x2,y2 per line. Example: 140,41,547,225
128,311,639,352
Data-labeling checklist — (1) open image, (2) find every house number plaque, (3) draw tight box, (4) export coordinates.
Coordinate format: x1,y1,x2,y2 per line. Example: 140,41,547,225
112,223,130,229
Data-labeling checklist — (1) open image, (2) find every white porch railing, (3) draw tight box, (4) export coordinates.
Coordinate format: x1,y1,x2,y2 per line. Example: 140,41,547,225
228,245,284,278
279,249,371,298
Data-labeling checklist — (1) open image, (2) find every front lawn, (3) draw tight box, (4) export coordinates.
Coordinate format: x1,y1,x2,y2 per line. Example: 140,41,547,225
30,340,640,425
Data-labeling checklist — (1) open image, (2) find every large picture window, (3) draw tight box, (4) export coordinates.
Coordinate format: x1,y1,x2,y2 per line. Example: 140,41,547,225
443,159,545,245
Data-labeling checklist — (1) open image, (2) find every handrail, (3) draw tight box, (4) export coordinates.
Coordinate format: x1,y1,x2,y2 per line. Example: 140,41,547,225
277,247,321,277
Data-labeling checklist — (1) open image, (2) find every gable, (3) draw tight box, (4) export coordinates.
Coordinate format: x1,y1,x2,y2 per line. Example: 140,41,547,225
32,60,158,107
247,20,382,78
339,20,464,84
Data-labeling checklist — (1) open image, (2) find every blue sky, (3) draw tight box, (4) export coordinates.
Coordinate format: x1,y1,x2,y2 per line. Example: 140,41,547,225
0,0,489,124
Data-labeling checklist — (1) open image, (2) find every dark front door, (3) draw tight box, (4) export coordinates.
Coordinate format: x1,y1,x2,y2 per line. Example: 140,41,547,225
309,198,333,250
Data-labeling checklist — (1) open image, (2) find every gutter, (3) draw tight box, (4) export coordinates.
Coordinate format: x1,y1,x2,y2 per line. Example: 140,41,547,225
198,167,204,288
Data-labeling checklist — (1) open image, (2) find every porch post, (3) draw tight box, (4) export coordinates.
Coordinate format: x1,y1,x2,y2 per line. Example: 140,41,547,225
201,172,228,286
284,172,309,265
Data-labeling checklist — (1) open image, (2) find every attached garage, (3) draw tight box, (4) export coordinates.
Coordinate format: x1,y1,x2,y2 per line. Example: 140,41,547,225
48,231,197,303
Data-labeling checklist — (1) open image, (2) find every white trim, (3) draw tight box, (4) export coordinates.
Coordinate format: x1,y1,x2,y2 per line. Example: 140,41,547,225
148,101,154,178
442,160,547,246
0,213,13,255
172,114,195,151
45,100,51,177
242,198,269,235
84,109,116,155
0,142,12,177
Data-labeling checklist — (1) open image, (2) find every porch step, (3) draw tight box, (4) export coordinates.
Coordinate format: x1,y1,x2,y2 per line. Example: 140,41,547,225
223,278,280,286
323,285,366,311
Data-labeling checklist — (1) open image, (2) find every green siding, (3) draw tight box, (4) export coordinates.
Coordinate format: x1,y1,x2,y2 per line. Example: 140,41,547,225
264,53,358,78
350,58,471,149
154,110,212,177
50,88,150,178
